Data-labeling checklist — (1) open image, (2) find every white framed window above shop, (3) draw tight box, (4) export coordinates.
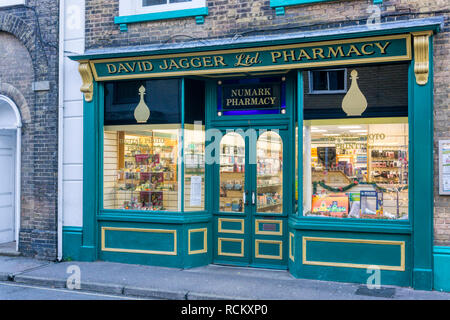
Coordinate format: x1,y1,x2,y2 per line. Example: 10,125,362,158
119,0,206,16
308,69,347,94
0,0,25,7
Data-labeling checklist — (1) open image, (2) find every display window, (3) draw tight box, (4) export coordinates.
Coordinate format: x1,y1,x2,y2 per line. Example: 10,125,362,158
104,125,181,211
301,64,409,220
102,78,206,212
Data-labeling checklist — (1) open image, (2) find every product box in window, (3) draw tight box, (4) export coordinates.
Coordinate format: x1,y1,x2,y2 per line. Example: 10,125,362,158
360,191,383,218
311,193,349,218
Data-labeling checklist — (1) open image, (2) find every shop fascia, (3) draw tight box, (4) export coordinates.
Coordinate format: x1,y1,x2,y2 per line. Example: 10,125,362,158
88,34,411,81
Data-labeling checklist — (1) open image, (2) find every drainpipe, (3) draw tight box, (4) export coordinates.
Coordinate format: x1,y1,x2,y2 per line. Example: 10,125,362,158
57,0,65,261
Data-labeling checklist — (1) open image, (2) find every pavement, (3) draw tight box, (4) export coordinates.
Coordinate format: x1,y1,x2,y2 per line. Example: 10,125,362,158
1,255,449,300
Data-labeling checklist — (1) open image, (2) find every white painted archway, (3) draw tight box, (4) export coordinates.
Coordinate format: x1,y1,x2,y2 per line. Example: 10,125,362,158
0,95,22,249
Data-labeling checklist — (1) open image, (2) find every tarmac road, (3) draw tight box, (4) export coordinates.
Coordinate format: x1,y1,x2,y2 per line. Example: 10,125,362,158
0,281,142,300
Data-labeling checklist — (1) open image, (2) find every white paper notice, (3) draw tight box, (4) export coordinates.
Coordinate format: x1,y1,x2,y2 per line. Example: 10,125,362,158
444,175,450,193
190,176,202,206
439,141,450,195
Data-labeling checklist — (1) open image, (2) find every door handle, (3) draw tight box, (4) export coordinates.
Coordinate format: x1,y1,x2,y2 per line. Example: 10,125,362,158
252,191,256,206
243,191,249,206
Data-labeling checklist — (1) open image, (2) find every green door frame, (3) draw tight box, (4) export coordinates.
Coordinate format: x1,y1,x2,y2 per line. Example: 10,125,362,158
211,125,290,268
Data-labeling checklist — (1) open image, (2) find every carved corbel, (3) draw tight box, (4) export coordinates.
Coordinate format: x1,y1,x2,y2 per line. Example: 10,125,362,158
78,60,94,102
412,31,433,86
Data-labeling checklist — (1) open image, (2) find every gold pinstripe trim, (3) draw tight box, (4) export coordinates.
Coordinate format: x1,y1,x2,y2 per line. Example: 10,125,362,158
289,232,295,262
255,219,283,236
101,226,177,255
255,239,283,260
188,228,207,255
218,218,245,234
217,237,244,257
302,236,405,271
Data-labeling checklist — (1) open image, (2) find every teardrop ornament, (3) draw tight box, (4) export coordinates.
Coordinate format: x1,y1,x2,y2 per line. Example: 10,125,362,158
134,85,150,123
341,70,368,116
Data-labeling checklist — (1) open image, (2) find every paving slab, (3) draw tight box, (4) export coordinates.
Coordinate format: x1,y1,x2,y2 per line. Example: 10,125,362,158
0,256,50,280
2,258,450,300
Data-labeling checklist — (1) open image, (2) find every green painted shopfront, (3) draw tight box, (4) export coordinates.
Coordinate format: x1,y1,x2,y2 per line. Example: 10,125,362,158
66,17,445,290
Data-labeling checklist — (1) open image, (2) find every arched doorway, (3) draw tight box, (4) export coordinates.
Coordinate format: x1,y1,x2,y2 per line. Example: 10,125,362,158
0,95,22,251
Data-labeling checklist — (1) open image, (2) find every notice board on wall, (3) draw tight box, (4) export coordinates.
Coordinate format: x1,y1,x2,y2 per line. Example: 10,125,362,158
439,140,450,195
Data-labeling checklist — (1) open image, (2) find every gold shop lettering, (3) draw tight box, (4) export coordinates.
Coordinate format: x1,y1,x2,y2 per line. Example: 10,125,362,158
226,87,277,107
107,61,153,74
270,42,391,63
159,56,227,70
234,53,262,67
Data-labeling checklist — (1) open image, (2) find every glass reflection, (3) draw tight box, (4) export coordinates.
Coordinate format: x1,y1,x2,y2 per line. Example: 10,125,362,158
219,132,245,212
257,131,283,213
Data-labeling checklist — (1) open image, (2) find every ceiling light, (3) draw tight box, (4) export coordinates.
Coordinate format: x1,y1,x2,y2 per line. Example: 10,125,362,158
338,126,362,129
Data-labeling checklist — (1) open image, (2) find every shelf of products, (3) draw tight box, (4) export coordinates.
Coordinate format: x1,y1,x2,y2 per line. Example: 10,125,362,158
368,147,408,184
219,141,245,212
107,132,179,211
256,134,283,213
307,124,409,220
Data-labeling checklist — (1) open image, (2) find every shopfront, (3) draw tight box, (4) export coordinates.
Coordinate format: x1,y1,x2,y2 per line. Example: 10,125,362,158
67,18,442,289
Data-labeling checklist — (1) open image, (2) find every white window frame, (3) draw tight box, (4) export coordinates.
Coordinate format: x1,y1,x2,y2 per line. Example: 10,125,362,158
0,0,25,7
308,68,348,95
119,0,206,16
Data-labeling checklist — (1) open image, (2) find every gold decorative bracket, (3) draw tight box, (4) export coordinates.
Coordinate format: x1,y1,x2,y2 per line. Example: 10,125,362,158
78,60,94,102
412,31,433,86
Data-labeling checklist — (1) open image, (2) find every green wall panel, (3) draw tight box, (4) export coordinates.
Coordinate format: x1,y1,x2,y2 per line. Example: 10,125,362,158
304,239,403,269
102,228,177,254
62,227,83,261
433,246,450,292
289,229,411,287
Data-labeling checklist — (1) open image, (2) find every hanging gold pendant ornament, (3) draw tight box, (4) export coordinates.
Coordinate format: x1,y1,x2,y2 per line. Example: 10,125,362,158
341,70,368,116
134,85,150,123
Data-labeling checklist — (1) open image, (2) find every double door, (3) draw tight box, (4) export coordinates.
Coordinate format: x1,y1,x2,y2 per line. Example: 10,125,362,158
213,126,288,269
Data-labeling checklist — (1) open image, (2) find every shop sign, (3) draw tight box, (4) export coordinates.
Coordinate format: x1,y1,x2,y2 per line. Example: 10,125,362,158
221,83,281,111
89,34,411,81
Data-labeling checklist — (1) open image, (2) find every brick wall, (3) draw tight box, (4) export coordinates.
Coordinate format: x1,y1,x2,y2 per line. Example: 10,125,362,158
0,0,59,259
84,0,449,245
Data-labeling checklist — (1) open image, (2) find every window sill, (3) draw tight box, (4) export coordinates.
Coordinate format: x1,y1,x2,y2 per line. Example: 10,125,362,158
114,7,209,32
270,0,383,16
98,210,211,224
288,215,412,234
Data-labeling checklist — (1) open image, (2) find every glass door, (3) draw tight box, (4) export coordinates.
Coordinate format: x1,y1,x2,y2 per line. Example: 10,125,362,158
251,129,288,268
213,128,288,268
214,131,251,265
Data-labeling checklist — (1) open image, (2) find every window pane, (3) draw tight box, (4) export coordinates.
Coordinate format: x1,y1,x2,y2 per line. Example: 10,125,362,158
104,125,180,211
184,125,205,211
312,71,328,91
143,0,167,6
257,131,283,213
304,121,409,220
184,79,205,211
220,133,245,213
303,64,409,220
169,0,192,3
103,79,181,212
328,70,345,91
